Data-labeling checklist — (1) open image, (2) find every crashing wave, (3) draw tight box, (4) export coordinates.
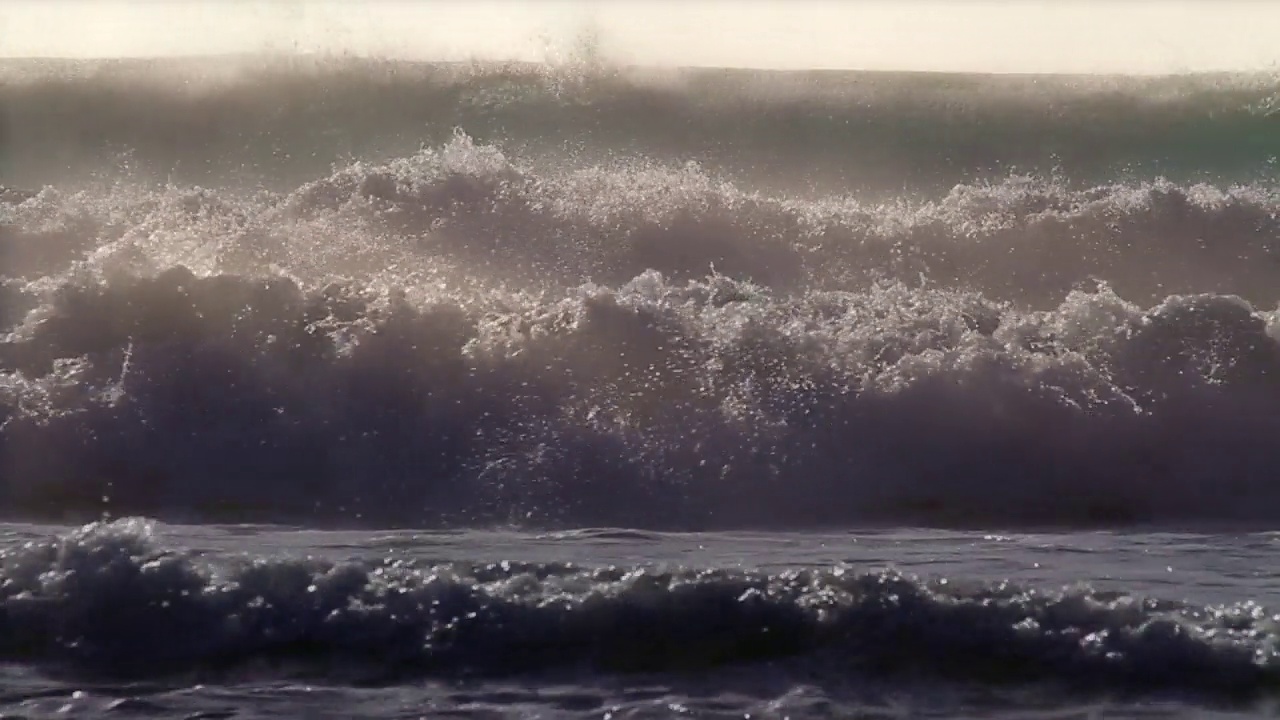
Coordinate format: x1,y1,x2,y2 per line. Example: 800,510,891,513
0,518,1274,699
3,134,1280,529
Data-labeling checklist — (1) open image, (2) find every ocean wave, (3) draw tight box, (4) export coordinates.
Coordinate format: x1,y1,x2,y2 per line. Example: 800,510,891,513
6,268,1280,529
3,56,1278,194
4,133,1280,305
0,518,1274,699
3,135,1280,528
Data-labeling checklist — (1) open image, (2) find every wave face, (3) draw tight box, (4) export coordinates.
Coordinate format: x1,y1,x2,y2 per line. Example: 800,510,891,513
0,518,1276,700
3,57,1280,529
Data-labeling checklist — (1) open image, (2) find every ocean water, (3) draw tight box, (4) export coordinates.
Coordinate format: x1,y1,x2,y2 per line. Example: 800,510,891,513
3,56,1280,718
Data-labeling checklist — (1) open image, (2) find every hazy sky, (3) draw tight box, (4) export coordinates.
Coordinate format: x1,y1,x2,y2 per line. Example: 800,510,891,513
2,0,1277,74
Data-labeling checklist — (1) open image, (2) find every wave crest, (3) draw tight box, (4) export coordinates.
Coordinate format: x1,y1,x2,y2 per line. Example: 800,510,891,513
4,135,1280,528
0,519,1273,698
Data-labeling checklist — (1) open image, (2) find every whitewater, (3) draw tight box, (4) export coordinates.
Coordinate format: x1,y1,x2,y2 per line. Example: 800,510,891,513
3,56,1280,718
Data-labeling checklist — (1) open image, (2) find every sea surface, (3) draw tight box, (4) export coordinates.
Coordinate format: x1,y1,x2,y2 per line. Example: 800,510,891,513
3,55,1280,718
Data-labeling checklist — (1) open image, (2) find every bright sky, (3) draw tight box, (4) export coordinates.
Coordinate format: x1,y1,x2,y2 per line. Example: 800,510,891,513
1,0,1277,75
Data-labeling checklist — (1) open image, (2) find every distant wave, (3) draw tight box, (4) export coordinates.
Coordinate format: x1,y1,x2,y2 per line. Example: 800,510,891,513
2,57,1278,195
0,518,1275,700
3,133,1280,529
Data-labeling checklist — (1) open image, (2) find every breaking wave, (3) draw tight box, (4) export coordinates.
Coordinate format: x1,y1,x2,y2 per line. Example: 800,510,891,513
1,518,1278,700
3,127,1280,529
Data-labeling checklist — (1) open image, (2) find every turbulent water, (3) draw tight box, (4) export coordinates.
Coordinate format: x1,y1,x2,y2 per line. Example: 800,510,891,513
3,56,1280,717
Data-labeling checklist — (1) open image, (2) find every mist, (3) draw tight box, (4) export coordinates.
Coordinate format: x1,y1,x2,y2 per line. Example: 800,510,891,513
2,0,1278,75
